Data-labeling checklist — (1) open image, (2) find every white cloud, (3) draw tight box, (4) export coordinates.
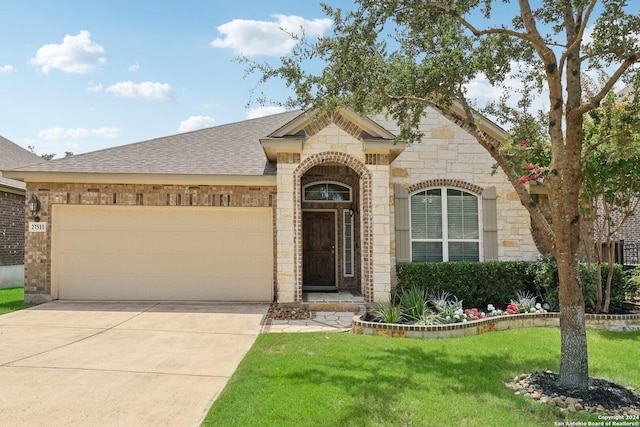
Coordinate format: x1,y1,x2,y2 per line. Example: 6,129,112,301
105,81,173,100
29,30,106,74
247,106,286,119
37,126,120,141
178,115,216,132
86,80,103,92
128,62,140,72
466,62,549,114
0,65,16,73
211,14,332,57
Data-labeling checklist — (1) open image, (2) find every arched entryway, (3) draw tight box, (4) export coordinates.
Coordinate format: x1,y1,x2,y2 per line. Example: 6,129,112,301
293,152,373,302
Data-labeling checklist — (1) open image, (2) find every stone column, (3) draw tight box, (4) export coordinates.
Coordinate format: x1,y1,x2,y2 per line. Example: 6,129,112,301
369,164,392,302
276,157,298,303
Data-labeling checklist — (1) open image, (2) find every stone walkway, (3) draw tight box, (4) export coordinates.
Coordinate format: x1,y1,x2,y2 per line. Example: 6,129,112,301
262,310,356,333
262,291,364,333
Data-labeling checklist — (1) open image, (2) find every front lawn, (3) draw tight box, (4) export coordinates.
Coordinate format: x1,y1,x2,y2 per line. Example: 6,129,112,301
204,329,639,426
0,287,35,315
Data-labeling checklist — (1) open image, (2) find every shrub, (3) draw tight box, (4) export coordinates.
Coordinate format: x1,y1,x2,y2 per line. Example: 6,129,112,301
626,266,640,300
396,256,629,313
532,255,627,312
396,261,536,309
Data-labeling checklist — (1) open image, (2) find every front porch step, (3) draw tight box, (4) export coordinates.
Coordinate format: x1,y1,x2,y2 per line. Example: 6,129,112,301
304,302,366,313
302,291,366,313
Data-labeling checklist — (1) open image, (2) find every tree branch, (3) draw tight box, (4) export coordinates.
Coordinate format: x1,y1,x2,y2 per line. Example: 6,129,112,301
572,51,640,118
558,0,598,73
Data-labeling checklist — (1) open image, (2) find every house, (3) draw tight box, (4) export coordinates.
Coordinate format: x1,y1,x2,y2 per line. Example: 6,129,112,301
0,136,42,289
3,108,540,304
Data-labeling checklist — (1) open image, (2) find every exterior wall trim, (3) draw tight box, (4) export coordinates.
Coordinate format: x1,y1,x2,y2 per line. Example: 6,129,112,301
408,179,484,196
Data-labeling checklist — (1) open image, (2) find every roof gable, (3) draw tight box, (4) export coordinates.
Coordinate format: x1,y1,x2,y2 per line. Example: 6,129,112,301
260,108,406,161
0,135,42,191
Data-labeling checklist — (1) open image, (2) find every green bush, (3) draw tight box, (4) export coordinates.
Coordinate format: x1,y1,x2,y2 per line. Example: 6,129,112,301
396,261,536,309
396,256,629,312
532,255,627,311
625,266,640,300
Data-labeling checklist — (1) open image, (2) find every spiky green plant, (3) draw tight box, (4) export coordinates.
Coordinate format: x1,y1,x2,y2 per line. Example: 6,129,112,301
373,303,403,324
398,286,429,322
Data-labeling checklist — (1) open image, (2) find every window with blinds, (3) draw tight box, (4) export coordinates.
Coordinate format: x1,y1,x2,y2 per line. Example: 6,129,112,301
410,188,480,262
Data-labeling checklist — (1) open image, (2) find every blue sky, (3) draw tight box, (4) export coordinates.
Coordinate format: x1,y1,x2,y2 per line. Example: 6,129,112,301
0,1,344,156
0,1,629,157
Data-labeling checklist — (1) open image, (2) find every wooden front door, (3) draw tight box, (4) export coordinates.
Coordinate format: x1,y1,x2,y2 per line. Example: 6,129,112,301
303,211,336,289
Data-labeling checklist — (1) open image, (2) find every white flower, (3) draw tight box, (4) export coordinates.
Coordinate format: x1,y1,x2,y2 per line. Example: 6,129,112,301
487,304,495,312
535,303,542,309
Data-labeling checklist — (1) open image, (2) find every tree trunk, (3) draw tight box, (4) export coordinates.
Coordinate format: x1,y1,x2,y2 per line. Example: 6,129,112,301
603,244,615,313
557,253,589,389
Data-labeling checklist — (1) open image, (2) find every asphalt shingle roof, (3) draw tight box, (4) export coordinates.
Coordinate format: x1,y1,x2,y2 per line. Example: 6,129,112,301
8,110,303,177
0,136,43,190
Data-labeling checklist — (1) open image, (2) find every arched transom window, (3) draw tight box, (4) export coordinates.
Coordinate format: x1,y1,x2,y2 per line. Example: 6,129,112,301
410,188,480,262
303,182,352,202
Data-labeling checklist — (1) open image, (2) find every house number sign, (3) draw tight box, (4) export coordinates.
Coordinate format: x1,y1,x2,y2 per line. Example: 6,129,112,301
28,222,47,232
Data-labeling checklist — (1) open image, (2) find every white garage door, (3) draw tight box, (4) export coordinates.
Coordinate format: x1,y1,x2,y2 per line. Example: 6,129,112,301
51,205,273,301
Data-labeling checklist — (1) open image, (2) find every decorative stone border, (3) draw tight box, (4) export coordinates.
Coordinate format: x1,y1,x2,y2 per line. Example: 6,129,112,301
352,312,640,339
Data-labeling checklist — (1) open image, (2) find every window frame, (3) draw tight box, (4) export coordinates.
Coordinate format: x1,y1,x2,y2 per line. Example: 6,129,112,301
409,186,483,262
342,209,354,277
302,181,352,203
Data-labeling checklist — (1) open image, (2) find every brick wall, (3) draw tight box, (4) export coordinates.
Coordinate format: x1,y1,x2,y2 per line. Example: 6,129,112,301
24,182,275,303
0,191,25,267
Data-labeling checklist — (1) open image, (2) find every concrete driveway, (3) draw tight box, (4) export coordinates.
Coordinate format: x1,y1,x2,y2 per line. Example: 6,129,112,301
0,301,268,426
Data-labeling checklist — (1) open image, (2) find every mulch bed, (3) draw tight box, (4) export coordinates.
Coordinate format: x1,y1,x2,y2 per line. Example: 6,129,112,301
509,371,640,416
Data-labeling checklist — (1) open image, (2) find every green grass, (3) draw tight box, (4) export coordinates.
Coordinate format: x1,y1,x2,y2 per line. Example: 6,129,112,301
0,287,35,315
204,329,640,427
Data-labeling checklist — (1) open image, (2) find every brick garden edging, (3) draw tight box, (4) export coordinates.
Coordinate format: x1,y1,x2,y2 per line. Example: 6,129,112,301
351,312,640,339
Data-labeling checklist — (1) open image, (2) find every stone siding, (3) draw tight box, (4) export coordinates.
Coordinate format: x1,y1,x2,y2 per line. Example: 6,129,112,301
23,182,275,303
375,109,540,277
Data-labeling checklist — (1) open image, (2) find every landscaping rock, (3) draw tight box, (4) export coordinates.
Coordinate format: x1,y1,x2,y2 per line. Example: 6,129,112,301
507,371,640,417
266,303,310,320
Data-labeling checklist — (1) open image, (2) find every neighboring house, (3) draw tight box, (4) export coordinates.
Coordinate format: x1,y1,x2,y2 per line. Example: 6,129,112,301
4,108,539,304
0,136,42,289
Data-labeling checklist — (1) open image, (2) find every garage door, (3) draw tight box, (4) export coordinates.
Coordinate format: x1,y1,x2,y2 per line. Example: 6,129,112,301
51,205,273,301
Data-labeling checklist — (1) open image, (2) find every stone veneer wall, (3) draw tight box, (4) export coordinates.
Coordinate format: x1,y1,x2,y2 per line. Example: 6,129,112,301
23,182,276,303
372,109,540,288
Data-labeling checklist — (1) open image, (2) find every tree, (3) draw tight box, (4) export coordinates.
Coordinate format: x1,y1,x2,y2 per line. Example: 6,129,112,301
582,88,640,313
28,145,73,160
249,0,640,389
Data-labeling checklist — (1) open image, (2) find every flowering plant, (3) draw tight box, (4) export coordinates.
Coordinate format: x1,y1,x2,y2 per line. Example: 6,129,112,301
373,288,552,325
